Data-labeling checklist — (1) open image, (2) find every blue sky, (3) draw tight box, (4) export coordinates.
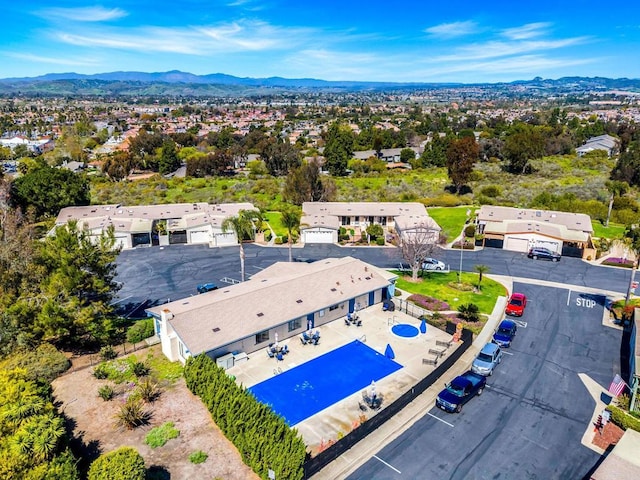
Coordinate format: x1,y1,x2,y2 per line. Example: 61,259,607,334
2,1,639,82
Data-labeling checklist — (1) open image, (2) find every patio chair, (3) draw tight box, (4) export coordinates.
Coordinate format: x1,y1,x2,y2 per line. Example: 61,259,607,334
267,348,275,358
355,319,362,327
276,353,284,362
282,345,289,355
345,318,351,326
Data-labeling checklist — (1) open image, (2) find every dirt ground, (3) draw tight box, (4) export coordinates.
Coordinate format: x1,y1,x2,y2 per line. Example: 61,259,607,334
52,345,258,480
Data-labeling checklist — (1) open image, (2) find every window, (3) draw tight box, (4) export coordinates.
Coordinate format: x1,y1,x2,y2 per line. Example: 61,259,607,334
178,341,189,359
318,309,325,317
288,318,302,332
329,304,340,311
255,330,270,344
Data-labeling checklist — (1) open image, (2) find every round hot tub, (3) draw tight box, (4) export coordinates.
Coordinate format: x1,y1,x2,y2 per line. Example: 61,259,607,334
391,323,420,338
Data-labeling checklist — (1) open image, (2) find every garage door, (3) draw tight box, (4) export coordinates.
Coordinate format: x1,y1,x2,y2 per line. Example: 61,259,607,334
535,240,560,253
214,232,237,246
189,230,210,244
504,237,529,253
303,229,334,244
114,234,129,250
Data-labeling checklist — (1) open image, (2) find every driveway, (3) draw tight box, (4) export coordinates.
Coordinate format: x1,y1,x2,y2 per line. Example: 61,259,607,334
346,282,622,479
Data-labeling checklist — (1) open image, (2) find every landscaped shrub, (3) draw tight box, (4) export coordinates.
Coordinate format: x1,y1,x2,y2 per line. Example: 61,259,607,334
114,399,150,430
480,185,502,198
0,343,70,383
602,257,635,268
607,405,640,432
407,294,450,311
184,354,307,480
274,237,283,245
93,363,109,379
132,361,150,377
464,224,476,238
457,303,481,322
189,450,208,464
126,318,155,345
136,378,160,403
376,237,385,246
98,385,115,401
88,447,145,480
100,345,118,361
264,231,272,241
145,422,180,448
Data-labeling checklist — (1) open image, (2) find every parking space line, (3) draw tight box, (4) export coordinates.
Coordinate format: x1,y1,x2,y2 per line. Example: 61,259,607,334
502,351,514,355
426,412,454,427
567,289,571,306
514,320,527,328
373,455,402,474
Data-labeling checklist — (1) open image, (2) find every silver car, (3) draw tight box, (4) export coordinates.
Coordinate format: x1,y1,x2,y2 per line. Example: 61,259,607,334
471,342,503,376
421,257,446,271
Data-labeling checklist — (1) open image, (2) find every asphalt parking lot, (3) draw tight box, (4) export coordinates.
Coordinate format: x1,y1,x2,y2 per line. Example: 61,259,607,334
346,282,622,480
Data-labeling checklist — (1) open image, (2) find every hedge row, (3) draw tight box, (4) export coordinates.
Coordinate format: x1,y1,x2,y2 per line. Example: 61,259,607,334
607,405,640,432
184,354,307,480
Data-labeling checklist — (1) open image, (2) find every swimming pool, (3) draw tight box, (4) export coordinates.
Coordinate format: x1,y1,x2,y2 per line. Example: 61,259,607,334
248,340,402,426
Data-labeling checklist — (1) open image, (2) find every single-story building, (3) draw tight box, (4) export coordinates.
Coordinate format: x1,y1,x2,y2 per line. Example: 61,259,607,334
300,202,441,245
0,136,54,154
53,202,256,250
589,428,640,480
476,205,595,259
146,256,398,365
576,134,619,157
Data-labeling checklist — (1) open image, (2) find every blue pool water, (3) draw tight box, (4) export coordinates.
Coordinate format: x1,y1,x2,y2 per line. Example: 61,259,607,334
391,323,420,338
248,340,402,426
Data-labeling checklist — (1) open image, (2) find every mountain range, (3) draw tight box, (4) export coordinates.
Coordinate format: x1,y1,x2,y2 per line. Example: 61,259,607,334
1,70,639,97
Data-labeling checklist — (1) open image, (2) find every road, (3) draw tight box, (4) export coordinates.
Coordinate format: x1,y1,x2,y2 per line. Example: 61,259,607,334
347,283,620,480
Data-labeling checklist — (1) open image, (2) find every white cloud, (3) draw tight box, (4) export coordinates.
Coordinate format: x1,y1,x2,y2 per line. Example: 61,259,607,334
53,21,309,55
424,21,479,39
36,6,127,22
501,22,551,40
5,52,100,67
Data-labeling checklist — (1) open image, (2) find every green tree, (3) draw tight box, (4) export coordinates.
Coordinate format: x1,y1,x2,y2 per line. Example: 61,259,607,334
503,123,546,174
283,159,336,205
623,225,640,304
474,264,490,289
604,180,629,227
88,447,146,480
446,136,478,194
10,165,90,219
612,141,640,187
260,140,301,176
102,151,134,181
281,207,302,262
222,210,262,282
400,148,416,164
158,139,181,175
323,122,353,176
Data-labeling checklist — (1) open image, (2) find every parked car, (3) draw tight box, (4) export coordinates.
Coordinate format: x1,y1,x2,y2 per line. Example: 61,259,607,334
197,283,218,294
471,342,503,376
421,257,446,271
436,371,486,413
492,319,518,348
505,292,527,316
528,247,561,262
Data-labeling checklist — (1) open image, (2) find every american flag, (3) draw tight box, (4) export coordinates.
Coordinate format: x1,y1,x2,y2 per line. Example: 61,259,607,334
608,374,627,397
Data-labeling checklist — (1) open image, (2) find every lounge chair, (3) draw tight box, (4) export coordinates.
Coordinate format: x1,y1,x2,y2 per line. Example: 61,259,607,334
276,353,284,362
267,348,275,358
282,345,289,355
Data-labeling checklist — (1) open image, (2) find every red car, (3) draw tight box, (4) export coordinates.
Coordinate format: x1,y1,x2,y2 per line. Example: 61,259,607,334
505,293,527,316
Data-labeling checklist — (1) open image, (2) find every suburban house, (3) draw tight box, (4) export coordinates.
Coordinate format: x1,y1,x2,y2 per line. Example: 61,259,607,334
576,134,619,157
589,428,640,480
0,135,54,154
476,205,595,259
53,202,256,250
146,256,398,365
352,147,420,164
300,202,441,244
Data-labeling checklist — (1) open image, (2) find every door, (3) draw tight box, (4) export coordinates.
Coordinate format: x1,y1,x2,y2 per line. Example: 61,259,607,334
504,237,529,252
189,230,210,244
306,313,314,329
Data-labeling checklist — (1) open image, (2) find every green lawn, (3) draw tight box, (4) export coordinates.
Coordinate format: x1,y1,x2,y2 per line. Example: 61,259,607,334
427,206,476,242
592,221,626,240
263,211,287,237
393,271,507,314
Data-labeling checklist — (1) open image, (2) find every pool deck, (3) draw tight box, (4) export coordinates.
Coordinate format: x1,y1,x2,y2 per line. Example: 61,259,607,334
227,304,459,455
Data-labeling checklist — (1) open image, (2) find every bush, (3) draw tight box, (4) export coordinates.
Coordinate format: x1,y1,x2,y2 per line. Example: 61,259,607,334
88,447,146,480
375,237,385,245
607,405,640,432
100,346,118,361
480,185,502,198
136,378,160,403
126,319,155,345
464,224,476,238
93,363,109,379
264,231,272,241
0,343,70,383
132,361,150,377
98,385,115,401
114,399,150,430
407,294,450,311
189,450,208,464
457,303,481,322
145,422,180,448
274,237,283,245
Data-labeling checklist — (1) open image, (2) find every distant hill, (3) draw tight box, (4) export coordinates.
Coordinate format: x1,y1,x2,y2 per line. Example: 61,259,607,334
0,70,639,97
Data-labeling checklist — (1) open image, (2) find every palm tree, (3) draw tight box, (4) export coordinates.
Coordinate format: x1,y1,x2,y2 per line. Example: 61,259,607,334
474,264,490,290
280,207,302,262
222,209,262,282
605,180,629,227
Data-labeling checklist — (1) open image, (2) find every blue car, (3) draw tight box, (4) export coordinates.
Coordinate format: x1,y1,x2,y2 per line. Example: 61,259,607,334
471,342,503,376
492,319,517,348
197,283,218,294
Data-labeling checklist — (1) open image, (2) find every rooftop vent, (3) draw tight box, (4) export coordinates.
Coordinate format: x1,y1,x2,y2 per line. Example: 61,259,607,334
212,327,220,333
257,312,264,317
296,299,303,303
331,288,337,292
